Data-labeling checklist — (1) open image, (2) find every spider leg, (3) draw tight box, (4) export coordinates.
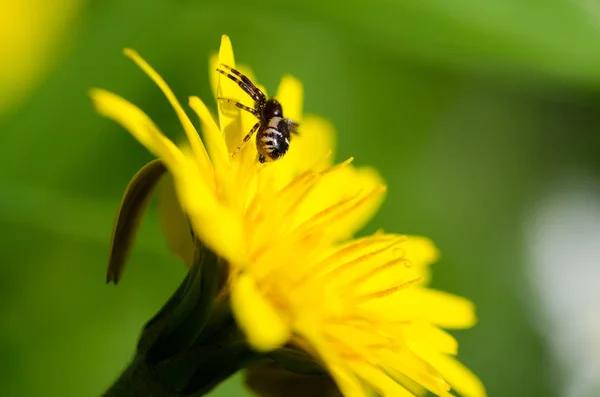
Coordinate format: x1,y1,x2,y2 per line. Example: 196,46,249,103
216,66,265,103
219,64,267,102
232,122,261,158
217,97,258,116
286,119,300,135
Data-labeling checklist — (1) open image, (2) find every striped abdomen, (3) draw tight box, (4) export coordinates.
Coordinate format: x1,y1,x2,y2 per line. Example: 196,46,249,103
256,116,291,162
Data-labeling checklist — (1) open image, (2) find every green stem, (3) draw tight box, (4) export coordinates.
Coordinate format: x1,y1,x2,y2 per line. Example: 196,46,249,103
102,342,264,397
184,342,266,396
102,357,175,397
102,239,261,396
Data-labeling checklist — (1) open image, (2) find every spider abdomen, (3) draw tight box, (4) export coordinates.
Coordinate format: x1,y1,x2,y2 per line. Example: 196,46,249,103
257,117,291,163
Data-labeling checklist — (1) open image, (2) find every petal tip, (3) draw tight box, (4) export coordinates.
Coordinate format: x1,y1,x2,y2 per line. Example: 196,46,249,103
189,95,201,106
457,299,478,328
232,274,291,353
123,48,136,58
219,34,235,66
280,74,303,88
89,88,103,100
89,89,116,113
188,96,212,122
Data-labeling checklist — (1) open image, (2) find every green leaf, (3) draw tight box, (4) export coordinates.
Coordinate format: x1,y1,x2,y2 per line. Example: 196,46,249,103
107,159,167,284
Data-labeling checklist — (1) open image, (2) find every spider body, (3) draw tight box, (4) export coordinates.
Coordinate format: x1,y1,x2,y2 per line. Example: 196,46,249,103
255,101,291,163
216,64,298,163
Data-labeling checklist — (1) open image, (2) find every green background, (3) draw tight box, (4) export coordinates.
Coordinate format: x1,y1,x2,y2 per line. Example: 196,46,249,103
2,0,600,395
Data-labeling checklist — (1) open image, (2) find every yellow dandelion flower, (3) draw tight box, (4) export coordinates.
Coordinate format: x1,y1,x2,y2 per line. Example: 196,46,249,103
92,35,486,397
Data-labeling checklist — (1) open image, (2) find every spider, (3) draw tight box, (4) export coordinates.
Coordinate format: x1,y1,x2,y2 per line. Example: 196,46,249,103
216,64,299,163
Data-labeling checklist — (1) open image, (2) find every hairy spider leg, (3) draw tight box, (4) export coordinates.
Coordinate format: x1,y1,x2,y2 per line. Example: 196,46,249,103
232,122,261,158
286,119,300,134
216,66,265,103
219,64,266,101
217,97,258,116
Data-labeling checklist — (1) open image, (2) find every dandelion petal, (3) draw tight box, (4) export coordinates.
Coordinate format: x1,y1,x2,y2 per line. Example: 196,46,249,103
361,287,477,329
123,49,212,176
417,351,487,397
232,274,291,352
276,74,303,124
402,324,459,356
189,95,230,177
294,165,386,242
158,173,194,267
90,89,183,169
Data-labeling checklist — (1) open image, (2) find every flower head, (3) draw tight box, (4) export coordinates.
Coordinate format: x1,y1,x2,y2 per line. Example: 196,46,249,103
92,35,485,397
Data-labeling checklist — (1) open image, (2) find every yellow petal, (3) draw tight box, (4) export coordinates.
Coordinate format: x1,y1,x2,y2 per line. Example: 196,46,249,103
294,164,386,242
314,235,425,296
209,52,220,104
123,49,213,178
402,324,458,355
417,352,487,397
92,91,223,250
90,89,184,170
157,173,195,267
91,89,237,265
383,370,427,397
378,350,452,397
211,36,261,171
231,273,291,352
107,159,167,283
211,34,236,100
326,367,369,397
210,35,266,169
350,363,414,397
221,69,264,170
290,115,336,170
292,326,369,397
313,234,436,298
403,236,440,268
267,115,336,191
360,287,477,329
185,205,246,271
212,35,245,155
174,149,246,268
189,95,230,178
346,236,439,295
236,71,265,170
313,234,402,277
210,36,275,172
276,74,303,124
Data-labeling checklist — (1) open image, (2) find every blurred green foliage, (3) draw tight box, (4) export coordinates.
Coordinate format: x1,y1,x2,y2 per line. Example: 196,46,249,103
3,0,600,395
